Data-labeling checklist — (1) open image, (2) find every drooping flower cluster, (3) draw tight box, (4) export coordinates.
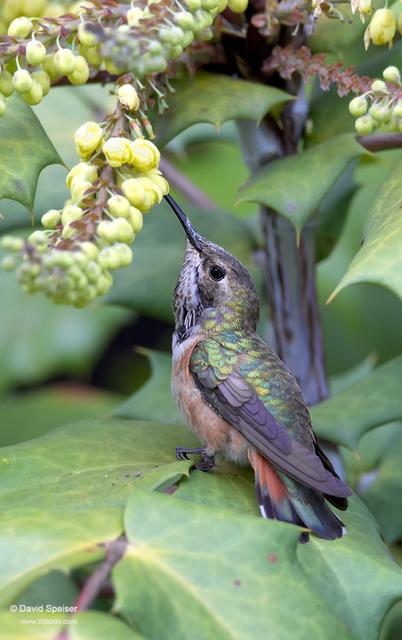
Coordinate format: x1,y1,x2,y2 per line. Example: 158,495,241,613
348,66,402,135
1,83,169,307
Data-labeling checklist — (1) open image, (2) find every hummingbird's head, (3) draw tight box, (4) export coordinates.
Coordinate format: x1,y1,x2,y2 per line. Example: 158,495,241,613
166,195,259,342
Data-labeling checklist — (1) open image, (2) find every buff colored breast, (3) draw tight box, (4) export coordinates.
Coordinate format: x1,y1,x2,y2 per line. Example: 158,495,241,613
171,335,249,463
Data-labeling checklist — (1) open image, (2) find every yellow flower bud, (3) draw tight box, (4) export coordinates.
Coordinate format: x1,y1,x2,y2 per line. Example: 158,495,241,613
78,22,98,47
42,54,61,82
108,194,131,218
0,71,14,97
129,139,160,172
61,204,84,226
371,79,388,94
26,40,47,66
117,84,140,111
8,17,32,38
79,44,102,67
103,137,133,168
54,48,77,75
127,7,144,26
383,66,401,85
13,70,33,94
21,79,43,105
70,179,92,203
227,0,248,12
357,0,372,14
32,70,50,96
41,209,61,228
121,177,161,212
67,55,90,85
128,206,143,233
74,121,103,159
143,169,169,196
369,9,396,45
66,162,98,188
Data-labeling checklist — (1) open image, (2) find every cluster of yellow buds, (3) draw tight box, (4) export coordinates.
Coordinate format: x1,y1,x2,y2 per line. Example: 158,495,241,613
349,66,402,135
1,83,169,308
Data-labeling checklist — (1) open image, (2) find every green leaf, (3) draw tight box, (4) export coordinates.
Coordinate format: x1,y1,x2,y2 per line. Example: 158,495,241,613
311,355,402,449
328,157,402,304
113,489,402,640
106,202,260,321
15,569,79,608
0,95,63,210
0,419,195,605
361,430,402,544
154,72,291,147
0,610,143,639
71,611,144,640
0,385,121,447
115,349,182,425
237,133,366,236
0,507,118,609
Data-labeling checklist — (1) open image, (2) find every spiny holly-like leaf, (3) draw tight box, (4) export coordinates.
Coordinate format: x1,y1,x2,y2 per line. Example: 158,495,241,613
0,419,195,606
115,349,182,425
328,157,402,304
112,488,402,640
237,133,366,236
106,203,260,321
311,355,402,449
154,72,292,147
0,95,63,210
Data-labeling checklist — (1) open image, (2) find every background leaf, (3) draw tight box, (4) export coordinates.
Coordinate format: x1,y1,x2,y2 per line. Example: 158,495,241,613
154,72,291,147
311,356,402,449
329,157,402,304
237,134,365,235
0,95,63,210
115,350,182,425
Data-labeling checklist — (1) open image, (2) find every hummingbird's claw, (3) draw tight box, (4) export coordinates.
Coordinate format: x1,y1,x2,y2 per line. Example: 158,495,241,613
175,446,215,471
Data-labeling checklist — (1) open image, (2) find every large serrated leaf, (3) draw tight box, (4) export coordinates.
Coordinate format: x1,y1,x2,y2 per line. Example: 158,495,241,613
154,72,291,147
0,95,63,210
112,489,402,640
311,356,402,449
328,157,402,304
237,133,366,235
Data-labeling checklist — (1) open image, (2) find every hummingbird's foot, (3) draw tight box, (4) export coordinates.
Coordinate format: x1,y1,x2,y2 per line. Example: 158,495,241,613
176,446,206,461
175,446,215,472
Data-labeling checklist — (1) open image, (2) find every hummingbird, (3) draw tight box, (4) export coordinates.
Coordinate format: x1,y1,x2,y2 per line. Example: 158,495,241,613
165,194,352,542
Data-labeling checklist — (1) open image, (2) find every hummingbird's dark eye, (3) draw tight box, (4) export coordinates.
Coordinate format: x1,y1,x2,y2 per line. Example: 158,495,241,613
209,265,226,281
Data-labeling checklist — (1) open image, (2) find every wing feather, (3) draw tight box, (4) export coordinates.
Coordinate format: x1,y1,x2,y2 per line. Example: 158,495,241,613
192,343,351,499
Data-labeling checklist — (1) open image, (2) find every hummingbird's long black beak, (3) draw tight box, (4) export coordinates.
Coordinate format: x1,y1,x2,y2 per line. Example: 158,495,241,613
164,194,203,252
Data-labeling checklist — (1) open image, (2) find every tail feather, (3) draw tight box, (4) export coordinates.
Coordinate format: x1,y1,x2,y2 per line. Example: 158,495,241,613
249,450,346,541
